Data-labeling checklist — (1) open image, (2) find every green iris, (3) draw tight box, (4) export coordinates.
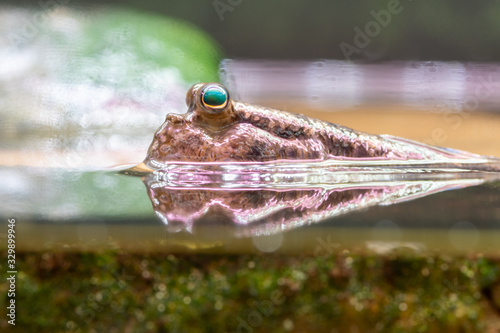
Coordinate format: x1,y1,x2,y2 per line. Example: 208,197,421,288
202,86,228,108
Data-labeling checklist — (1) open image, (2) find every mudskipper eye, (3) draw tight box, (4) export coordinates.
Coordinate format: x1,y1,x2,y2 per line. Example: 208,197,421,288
201,85,228,109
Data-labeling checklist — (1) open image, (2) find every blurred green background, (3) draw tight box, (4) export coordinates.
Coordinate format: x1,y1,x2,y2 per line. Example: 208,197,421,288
3,0,500,61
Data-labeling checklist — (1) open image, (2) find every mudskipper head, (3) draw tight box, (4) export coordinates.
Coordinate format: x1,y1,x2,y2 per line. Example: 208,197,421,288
185,82,238,131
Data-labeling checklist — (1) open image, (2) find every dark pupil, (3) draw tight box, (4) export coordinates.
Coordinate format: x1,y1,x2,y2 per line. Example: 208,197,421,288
203,88,227,107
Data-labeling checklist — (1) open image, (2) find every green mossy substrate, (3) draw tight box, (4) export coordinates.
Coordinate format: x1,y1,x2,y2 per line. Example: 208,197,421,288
1,252,500,332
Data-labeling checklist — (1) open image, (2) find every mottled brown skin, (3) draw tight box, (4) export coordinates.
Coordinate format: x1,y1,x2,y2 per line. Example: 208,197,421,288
144,82,418,165
144,82,500,168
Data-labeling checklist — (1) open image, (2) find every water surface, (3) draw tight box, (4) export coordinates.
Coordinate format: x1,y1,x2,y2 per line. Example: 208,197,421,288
3,164,500,256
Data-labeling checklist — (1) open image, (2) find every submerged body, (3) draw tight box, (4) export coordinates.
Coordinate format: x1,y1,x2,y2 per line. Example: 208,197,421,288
144,175,494,236
144,83,500,171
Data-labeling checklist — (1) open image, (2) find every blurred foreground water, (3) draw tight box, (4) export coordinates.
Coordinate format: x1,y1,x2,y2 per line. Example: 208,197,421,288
2,166,500,255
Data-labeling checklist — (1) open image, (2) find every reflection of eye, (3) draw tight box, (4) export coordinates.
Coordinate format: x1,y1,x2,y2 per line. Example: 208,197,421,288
201,86,228,109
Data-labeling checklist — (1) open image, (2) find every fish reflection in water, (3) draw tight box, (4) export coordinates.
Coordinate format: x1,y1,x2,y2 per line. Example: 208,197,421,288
141,174,495,238
125,82,500,237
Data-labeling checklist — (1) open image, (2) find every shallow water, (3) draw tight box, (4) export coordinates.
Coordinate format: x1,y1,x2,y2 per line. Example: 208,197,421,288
3,163,500,256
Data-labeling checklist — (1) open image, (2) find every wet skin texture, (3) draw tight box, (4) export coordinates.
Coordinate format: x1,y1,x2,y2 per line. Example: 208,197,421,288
143,83,461,165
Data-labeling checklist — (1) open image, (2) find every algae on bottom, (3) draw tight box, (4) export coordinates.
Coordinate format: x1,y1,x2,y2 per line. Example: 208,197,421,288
0,251,499,332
